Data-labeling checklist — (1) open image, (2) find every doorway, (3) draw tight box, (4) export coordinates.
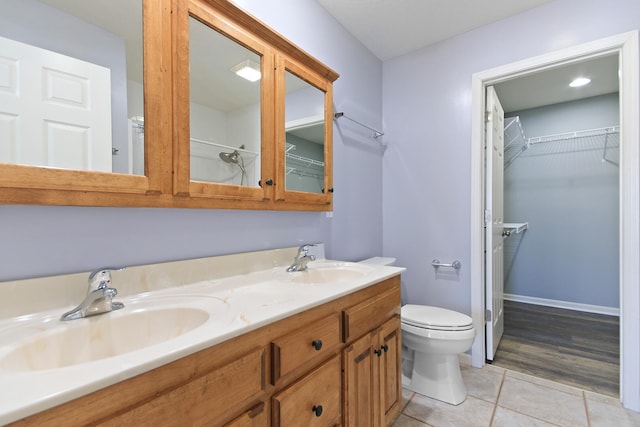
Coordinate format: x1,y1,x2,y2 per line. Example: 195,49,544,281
469,31,640,411
487,63,621,395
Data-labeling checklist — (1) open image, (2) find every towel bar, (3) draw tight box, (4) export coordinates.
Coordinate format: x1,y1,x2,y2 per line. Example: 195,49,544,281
432,259,461,270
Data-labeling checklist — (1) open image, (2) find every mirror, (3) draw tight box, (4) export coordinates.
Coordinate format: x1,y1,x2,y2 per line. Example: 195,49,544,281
0,0,338,209
188,16,261,187
0,0,143,175
284,71,326,194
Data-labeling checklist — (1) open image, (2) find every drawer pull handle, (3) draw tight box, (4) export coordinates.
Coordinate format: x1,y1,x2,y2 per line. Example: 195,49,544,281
381,344,389,353
312,405,323,417
374,348,382,357
311,339,323,351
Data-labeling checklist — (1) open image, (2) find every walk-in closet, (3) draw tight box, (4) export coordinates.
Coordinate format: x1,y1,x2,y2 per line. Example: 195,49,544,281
492,79,621,396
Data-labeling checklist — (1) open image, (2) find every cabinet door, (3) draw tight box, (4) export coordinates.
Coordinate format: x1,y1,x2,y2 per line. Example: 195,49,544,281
342,331,377,427
225,402,268,427
104,347,266,426
274,57,334,208
377,316,402,426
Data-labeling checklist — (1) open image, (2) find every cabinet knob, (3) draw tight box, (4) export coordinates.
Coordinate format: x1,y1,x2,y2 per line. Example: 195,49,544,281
374,348,382,357
381,344,389,353
312,405,323,417
311,340,323,351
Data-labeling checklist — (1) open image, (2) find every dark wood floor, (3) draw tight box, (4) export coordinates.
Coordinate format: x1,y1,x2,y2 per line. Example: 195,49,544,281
491,300,620,397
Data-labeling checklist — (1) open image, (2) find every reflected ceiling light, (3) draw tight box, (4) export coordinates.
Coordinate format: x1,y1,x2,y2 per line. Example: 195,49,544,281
231,59,261,82
569,77,591,87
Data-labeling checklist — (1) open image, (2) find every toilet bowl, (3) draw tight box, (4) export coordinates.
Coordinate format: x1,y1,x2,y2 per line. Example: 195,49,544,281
401,304,475,405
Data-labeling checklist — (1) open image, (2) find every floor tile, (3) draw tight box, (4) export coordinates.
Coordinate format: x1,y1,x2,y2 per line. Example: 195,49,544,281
392,413,433,427
461,364,504,403
584,389,623,405
497,376,588,426
586,398,640,427
505,369,584,397
398,366,640,427
404,393,494,427
402,388,416,410
491,406,558,427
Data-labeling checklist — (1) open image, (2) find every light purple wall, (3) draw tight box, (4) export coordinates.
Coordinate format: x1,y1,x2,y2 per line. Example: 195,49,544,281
0,0,384,281
382,0,640,314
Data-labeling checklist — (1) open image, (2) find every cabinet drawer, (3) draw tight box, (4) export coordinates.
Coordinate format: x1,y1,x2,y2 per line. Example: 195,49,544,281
272,355,341,427
272,312,341,384
343,283,400,343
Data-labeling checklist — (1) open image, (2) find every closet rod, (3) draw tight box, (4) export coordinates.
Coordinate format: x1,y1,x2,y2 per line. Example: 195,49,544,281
334,112,384,138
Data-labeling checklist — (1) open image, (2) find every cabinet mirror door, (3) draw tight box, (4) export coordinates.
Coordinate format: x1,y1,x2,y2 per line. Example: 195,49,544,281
175,3,273,203
284,71,326,194
0,0,144,176
277,59,333,205
188,16,261,188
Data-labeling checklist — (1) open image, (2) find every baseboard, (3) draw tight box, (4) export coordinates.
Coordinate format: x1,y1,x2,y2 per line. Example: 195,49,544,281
504,293,620,316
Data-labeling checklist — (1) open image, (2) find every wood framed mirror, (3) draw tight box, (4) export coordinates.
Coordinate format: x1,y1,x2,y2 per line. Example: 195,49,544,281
0,0,338,211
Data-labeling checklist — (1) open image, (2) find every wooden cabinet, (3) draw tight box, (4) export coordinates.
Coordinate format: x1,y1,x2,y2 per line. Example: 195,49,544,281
1,0,339,211
343,301,402,427
9,276,400,427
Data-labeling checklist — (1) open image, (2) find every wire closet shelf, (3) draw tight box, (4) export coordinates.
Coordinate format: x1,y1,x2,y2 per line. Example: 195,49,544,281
504,118,620,169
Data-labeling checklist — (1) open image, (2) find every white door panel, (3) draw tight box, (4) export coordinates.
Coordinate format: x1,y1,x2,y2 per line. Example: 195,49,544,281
0,35,111,171
485,86,505,361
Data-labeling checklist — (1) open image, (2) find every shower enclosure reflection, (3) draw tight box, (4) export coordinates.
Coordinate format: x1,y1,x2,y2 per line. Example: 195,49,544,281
218,145,247,186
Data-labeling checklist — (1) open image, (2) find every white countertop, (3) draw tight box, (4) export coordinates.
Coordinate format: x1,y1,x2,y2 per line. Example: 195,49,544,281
0,258,404,425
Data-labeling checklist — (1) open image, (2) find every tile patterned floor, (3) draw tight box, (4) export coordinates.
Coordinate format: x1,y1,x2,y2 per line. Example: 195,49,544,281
392,363,640,427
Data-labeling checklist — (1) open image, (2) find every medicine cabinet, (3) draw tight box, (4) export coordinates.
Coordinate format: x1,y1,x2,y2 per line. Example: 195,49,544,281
0,0,338,211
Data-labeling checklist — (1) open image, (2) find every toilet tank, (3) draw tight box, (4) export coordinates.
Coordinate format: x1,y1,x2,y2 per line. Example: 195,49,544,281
358,257,396,266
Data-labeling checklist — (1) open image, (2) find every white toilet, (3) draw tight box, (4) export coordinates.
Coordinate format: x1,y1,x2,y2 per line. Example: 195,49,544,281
357,257,475,405
401,304,475,405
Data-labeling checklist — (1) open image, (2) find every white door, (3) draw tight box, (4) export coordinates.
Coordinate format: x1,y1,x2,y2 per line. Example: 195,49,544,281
0,35,112,171
485,86,505,361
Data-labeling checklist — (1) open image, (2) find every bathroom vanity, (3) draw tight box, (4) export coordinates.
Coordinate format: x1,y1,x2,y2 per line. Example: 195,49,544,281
0,248,403,426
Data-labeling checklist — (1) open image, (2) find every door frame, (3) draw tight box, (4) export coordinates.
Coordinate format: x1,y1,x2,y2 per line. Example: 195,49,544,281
469,31,639,410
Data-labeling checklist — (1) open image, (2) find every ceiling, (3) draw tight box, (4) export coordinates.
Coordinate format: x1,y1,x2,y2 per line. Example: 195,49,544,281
316,0,555,61
317,0,620,111
494,54,619,113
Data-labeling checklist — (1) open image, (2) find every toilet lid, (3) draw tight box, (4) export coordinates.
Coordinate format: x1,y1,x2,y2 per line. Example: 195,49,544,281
401,304,473,331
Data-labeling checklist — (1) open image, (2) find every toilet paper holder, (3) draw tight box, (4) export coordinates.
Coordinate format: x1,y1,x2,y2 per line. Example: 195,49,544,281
432,259,461,270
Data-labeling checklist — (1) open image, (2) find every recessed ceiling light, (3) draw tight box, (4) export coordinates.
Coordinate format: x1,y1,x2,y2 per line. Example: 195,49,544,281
231,59,261,82
569,77,591,88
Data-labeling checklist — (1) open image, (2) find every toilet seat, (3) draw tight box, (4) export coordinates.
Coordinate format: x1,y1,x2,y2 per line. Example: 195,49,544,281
401,304,473,331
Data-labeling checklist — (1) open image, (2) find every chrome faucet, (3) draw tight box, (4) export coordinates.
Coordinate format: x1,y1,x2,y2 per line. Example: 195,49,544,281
286,244,316,272
60,268,125,321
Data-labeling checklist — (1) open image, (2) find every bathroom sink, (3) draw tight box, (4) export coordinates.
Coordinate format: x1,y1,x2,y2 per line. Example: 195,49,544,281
289,262,371,284
0,305,212,371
